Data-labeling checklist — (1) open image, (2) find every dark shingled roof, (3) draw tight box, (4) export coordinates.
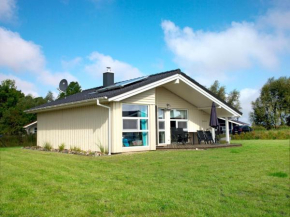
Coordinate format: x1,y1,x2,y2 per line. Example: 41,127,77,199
27,69,242,115
231,120,249,125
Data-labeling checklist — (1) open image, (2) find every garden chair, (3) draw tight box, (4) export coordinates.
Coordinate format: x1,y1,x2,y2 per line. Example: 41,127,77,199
197,131,208,144
205,131,214,144
171,128,178,143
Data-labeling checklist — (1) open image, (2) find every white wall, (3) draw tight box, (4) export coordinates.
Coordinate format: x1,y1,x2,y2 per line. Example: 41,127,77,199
37,104,109,152
156,87,210,131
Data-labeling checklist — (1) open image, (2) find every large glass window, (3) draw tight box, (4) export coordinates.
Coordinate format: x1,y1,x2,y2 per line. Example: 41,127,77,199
122,104,149,147
170,109,188,131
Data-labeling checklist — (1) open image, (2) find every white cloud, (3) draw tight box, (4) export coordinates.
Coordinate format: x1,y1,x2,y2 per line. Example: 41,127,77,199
239,88,260,123
0,73,39,97
85,52,143,82
38,70,77,87
0,27,77,88
0,27,45,72
0,0,16,22
61,57,82,70
258,9,290,31
161,10,290,86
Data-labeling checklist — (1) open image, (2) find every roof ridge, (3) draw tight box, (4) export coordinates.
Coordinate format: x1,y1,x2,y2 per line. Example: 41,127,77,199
81,68,181,92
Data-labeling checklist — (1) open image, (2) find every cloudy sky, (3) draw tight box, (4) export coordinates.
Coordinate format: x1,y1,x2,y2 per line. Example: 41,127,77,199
0,0,289,122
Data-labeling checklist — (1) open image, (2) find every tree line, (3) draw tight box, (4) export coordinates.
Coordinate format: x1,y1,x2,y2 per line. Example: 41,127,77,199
0,80,81,135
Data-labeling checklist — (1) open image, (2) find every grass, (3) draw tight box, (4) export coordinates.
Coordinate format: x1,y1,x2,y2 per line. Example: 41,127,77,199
0,140,289,217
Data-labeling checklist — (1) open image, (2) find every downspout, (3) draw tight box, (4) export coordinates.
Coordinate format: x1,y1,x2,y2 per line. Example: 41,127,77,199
96,99,111,155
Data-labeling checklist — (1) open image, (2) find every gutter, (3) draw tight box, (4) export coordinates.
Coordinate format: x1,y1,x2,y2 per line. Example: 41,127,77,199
96,99,111,156
25,97,108,113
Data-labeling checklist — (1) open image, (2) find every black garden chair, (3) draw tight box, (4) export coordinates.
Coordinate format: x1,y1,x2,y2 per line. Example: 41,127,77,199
197,131,208,144
205,131,214,144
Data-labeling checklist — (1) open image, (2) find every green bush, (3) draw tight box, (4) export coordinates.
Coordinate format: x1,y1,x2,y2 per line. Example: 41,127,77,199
43,142,52,151
276,125,290,130
70,146,81,152
251,125,266,131
232,129,290,140
58,143,65,152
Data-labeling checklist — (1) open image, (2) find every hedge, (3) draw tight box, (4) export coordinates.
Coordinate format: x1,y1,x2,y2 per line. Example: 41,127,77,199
232,129,290,140
0,134,36,147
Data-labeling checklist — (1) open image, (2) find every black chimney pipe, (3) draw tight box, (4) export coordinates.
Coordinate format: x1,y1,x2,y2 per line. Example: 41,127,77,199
103,67,114,87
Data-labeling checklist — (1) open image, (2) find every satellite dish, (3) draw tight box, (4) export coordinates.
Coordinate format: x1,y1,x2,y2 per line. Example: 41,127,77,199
59,79,68,92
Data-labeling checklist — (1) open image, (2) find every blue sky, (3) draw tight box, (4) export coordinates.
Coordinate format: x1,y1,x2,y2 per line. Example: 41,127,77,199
0,0,289,122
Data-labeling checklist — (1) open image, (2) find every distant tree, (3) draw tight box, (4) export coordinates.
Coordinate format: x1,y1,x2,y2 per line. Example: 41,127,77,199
250,77,290,129
227,89,241,111
0,79,54,135
208,80,241,110
209,80,226,101
57,81,82,99
0,80,24,120
45,91,54,102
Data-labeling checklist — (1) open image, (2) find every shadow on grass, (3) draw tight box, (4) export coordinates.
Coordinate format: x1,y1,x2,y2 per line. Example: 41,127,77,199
269,172,288,178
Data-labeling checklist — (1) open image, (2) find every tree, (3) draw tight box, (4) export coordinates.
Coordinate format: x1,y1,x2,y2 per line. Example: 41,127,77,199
45,91,54,102
209,81,226,101
0,80,24,120
0,79,54,135
209,80,241,110
250,77,290,129
57,81,82,99
227,90,241,111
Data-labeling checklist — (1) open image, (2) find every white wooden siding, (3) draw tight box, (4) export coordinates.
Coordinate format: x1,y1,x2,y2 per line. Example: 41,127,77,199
37,105,108,152
111,102,123,153
122,88,155,105
156,87,210,131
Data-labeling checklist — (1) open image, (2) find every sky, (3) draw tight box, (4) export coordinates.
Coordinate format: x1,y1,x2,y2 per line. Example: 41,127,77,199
0,0,289,123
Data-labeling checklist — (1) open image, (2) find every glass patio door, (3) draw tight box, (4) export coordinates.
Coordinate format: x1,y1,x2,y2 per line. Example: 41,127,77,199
158,108,166,144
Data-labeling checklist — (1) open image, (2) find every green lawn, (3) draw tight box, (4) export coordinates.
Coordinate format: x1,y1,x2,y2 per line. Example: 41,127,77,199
1,140,289,217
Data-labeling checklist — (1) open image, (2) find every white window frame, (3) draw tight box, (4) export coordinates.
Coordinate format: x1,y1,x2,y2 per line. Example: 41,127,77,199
158,108,166,144
122,117,149,132
170,109,188,131
122,103,149,147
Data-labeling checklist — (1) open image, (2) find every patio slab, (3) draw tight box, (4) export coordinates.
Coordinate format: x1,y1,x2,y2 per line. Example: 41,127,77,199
156,143,242,150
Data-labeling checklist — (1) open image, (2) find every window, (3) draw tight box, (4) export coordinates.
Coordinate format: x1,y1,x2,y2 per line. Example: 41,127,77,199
158,108,165,119
34,128,37,133
158,108,165,144
122,104,148,117
170,109,188,131
122,104,148,147
170,109,187,119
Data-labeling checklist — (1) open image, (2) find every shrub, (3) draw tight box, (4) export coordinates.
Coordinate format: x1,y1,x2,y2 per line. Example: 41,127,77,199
43,142,52,151
70,146,81,152
251,125,266,131
58,143,65,152
96,139,107,154
276,125,290,130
